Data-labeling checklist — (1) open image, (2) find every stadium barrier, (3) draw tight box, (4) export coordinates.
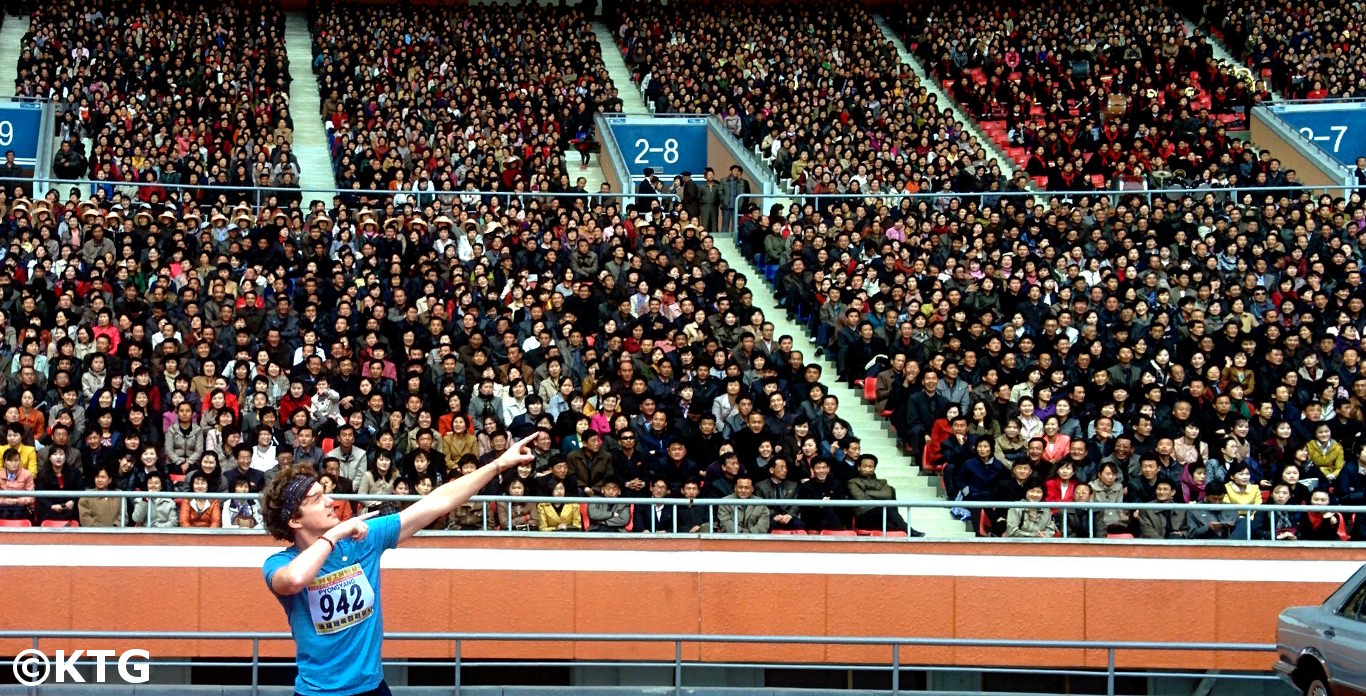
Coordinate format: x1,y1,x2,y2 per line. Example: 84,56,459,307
2,489,1362,541
0,629,1278,696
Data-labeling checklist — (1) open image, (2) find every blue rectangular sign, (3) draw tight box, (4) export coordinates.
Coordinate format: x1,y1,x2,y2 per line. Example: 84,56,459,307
603,116,708,179
1269,102,1366,169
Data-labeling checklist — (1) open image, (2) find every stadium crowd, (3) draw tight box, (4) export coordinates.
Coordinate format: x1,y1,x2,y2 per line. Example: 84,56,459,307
1204,0,1366,100
611,0,1019,203
752,177,1366,541
895,0,1268,190
16,0,300,200
0,0,1360,542
310,0,623,205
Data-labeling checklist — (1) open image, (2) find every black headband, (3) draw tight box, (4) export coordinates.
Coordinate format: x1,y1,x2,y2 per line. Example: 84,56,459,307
277,475,318,526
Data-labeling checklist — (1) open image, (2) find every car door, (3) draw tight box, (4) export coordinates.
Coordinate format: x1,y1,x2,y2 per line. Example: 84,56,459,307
1322,580,1366,693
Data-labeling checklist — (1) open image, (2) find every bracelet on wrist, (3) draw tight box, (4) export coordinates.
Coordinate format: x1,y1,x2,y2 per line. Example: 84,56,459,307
320,536,335,552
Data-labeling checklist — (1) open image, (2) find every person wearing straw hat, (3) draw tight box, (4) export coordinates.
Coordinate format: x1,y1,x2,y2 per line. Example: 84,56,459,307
261,432,538,696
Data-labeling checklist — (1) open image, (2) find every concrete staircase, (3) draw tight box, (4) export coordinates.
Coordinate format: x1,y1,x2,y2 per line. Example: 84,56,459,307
284,11,337,207
0,15,27,99
593,21,648,113
873,14,1020,182
1183,19,1286,101
708,231,972,537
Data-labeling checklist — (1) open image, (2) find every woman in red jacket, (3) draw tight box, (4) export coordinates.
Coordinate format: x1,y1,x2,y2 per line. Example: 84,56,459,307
179,471,222,528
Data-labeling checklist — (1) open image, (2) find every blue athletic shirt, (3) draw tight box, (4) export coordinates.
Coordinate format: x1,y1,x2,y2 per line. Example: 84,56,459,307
263,513,401,696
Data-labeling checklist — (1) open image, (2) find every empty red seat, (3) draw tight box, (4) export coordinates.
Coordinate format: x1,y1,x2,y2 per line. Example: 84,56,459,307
41,520,78,528
1106,533,1135,539
862,377,877,401
1033,176,1049,189
770,529,807,535
820,530,858,537
0,519,32,528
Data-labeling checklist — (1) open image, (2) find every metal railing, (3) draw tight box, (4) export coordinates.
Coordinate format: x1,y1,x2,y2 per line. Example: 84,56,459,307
0,629,1278,696
25,177,688,213
2,489,1363,542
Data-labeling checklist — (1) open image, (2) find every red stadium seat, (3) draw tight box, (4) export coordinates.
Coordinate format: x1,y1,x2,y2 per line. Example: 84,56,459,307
770,529,806,535
820,530,857,536
862,377,877,402
41,520,78,528
0,519,32,528
1106,533,1135,539
1032,176,1049,189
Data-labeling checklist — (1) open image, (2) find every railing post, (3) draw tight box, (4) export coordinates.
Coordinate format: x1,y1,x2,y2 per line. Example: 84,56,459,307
674,639,682,696
882,506,888,534
891,643,900,696
29,636,38,696
481,501,488,531
1247,508,1253,540
251,638,260,696
1061,507,1069,538
1270,510,1276,539
454,639,462,696
1106,647,1116,696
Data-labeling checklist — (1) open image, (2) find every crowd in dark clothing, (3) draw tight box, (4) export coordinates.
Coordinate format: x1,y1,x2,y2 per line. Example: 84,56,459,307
894,0,1269,190
16,0,299,201
612,0,1013,201
309,0,623,207
1205,0,1366,100
755,174,1366,541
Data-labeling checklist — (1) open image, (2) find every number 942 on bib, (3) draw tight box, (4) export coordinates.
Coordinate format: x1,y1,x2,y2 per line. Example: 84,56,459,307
306,564,375,635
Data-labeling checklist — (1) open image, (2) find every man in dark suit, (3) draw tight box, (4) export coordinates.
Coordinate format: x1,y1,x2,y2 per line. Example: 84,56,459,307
903,370,947,458
678,170,701,218
633,476,676,533
0,150,23,198
754,456,801,530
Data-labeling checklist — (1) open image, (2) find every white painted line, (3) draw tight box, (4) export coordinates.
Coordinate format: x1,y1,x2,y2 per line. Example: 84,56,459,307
0,545,1359,583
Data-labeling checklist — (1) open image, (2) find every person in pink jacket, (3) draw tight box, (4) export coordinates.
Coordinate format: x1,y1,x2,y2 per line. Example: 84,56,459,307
0,448,35,521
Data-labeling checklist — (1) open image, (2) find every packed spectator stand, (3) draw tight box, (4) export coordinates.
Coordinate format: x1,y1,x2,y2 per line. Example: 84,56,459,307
309,0,623,205
1204,0,1366,100
611,0,1017,200
0,0,1360,543
894,0,1271,190
16,0,299,202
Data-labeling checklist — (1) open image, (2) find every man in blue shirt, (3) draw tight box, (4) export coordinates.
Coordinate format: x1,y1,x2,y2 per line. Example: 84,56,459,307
262,432,538,696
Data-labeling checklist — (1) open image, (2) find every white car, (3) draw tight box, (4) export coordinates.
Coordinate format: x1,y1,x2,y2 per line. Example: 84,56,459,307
1275,564,1366,696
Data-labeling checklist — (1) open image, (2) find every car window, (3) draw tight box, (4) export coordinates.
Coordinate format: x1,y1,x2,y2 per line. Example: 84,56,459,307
1339,581,1366,621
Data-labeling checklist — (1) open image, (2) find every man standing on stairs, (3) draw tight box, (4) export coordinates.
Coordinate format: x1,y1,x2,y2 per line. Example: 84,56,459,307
699,168,722,232
720,165,751,234
678,171,701,219
902,370,947,462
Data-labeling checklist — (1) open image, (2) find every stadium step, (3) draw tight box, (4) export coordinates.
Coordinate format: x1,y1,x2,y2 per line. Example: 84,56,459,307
593,21,649,113
872,14,1021,183
1181,18,1284,102
284,11,339,206
709,232,972,538
0,15,28,99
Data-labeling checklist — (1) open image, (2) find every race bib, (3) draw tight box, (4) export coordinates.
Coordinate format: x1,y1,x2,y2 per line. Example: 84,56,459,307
306,564,375,636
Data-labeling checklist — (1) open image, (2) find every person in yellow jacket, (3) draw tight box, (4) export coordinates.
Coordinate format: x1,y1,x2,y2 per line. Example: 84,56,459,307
0,425,37,475
538,480,582,531
1223,461,1262,532
1306,424,1345,481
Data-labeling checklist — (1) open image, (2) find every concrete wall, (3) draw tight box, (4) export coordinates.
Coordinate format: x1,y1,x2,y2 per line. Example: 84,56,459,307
1250,108,1350,189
